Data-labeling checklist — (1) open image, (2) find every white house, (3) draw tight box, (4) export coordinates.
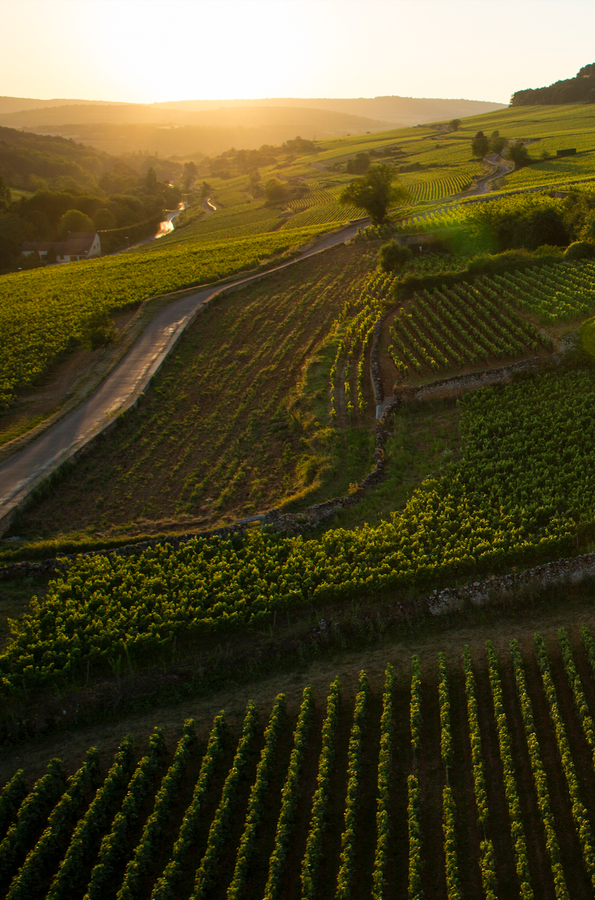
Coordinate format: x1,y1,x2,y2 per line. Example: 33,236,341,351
21,232,102,263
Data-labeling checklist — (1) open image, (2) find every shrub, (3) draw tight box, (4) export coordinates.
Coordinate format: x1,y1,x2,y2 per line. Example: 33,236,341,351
379,240,412,272
565,240,595,260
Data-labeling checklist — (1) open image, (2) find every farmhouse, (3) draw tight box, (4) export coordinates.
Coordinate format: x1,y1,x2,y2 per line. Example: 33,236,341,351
21,231,102,263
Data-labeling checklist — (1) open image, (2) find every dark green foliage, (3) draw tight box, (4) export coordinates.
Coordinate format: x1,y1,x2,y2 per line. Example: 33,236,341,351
395,246,566,298
346,153,370,175
340,164,409,225
506,143,531,168
0,772,27,842
300,678,341,900
227,695,287,900
6,750,100,900
0,175,10,207
471,131,490,159
150,715,227,900
0,760,66,891
379,240,412,272
565,240,595,259
265,179,290,205
84,728,166,900
512,64,595,106
191,703,260,900
0,125,110,191
335,672,369,900
470,193,568,252
263,687,314,900
46,738,136,900
116,721,197,900
371,666,393,900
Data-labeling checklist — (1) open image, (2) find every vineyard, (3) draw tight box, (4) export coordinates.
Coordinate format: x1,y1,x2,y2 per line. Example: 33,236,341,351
387,280,550,379
394,204,472,234
14,243,379,542
0,225,327,407
401,167,482,204
488,262,595,322
329,270,396,419
172,204,285,242
284,199,364,229
7,366,595,690
5,627,595,898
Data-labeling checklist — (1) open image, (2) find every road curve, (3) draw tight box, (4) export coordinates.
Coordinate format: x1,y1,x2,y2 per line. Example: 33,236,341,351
0,222,363,532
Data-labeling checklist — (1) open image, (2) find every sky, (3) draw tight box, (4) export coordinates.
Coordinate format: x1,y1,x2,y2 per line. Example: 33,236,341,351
1,0,595,105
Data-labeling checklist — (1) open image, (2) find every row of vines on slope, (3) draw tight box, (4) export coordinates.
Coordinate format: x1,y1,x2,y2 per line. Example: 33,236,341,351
5,631,595,896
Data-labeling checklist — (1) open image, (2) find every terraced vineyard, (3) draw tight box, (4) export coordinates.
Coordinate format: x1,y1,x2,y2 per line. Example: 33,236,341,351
9,365,595,691
284,199,364,229
288,188,337,213
172,203,285,242
5,628,595,899
403,166,483,204
388,280,551,379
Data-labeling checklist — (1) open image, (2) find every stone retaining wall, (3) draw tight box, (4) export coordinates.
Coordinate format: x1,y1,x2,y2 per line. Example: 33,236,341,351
427,551,595,616
396,355,546,402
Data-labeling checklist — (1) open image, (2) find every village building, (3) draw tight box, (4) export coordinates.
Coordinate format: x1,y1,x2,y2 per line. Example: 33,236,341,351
21,232,102,264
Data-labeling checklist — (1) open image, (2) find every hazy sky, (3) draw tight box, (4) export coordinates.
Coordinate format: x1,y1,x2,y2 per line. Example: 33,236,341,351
2,0,594,105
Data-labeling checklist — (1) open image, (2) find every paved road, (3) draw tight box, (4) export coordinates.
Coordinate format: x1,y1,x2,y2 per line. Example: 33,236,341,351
0,222,363,531
468,153,513,195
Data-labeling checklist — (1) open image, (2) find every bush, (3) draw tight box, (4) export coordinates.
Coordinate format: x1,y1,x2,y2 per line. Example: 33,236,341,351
580,318,595,357
466,249,532,275
564,240,595,260
379,241,412,272
534,244,564,257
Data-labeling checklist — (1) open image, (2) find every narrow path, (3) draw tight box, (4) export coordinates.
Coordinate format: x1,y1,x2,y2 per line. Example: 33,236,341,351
0,223,362,533
465,152,513,196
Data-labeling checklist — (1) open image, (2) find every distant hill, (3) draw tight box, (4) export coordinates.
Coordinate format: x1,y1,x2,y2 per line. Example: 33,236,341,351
0,103,393,157
0,94,506,158
154,95,507,126
0,125,113,191
0,96,123,116
511,63,595,106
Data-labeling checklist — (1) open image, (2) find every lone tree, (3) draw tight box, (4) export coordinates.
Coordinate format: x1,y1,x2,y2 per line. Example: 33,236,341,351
449,118,462,131
471,131,490,158
340,164,409,225
507,142,530,168
183,161,198,191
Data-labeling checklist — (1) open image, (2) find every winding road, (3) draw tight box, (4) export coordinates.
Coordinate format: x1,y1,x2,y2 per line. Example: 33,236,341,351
0,222,364,533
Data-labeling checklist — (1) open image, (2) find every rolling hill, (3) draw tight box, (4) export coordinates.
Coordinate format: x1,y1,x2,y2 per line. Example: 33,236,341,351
0,94,505,158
